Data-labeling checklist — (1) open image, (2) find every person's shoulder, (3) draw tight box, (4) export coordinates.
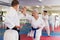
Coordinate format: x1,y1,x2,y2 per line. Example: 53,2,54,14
7,7,16,15
7,7,13,13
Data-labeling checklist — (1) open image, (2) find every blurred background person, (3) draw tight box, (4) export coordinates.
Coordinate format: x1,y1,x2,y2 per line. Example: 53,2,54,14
49,14,55,32
42,10,50,36
55,15,60,28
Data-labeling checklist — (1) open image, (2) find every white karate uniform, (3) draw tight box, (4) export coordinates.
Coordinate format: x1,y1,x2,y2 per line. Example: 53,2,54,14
59,16,60,26
4,7,20,40
28,15,45,40
4,7,20,29
4,30,18,40
42,15,50,36
55,16,60,28
49,15,55,31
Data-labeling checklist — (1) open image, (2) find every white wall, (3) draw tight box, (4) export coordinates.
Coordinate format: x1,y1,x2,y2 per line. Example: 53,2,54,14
0,0,12,3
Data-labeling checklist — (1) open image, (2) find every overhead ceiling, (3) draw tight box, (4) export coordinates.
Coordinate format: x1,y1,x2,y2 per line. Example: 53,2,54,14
19,0,60,6
0,0,60,6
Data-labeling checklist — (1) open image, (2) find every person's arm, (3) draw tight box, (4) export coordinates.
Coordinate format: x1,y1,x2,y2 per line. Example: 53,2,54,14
26,14,33,23
38,19,45,29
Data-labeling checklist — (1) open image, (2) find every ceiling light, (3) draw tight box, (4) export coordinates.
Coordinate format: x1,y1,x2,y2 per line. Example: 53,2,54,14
36,5,40,7
39,0,42,1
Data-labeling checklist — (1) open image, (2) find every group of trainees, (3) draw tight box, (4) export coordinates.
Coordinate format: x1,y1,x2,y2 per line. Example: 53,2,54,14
18,7,50,40
49,14,60,32
19,7,60,40
4,0,60,40
5,6,60,40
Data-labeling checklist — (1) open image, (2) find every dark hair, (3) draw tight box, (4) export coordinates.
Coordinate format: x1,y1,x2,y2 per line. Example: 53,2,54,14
39,13,41,14
44,10,47,13
11,0,19,6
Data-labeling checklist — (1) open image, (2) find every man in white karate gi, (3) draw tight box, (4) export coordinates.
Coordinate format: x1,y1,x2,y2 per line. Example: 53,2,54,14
42,11,50,36
4,0,22,40
49,14,55,32
55,15,60,28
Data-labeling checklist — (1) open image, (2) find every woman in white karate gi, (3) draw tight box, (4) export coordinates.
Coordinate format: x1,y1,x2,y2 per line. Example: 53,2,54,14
42,11,50,36
28,9,45,40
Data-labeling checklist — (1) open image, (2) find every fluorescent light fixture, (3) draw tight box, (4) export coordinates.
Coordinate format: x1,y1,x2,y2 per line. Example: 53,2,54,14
39,0,42,1
52,13,59,15
36,5,40,7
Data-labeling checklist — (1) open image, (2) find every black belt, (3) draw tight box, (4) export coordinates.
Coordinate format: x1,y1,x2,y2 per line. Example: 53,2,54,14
6,27,20,32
